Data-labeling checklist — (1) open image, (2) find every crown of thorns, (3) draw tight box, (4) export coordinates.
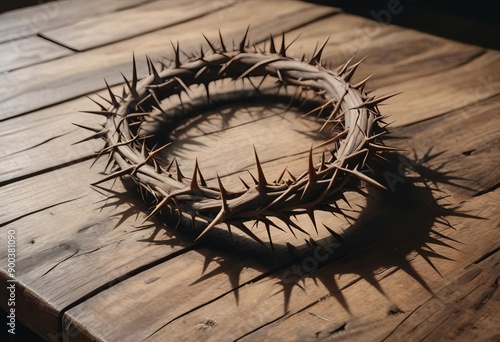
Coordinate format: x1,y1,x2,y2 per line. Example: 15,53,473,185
79,30,398,250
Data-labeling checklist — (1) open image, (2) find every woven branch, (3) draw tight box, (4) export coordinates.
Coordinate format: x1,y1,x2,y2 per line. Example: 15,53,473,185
81,32,397,249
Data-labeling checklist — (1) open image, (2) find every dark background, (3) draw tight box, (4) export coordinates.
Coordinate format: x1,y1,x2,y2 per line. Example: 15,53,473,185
1,0,499,341
1,0,499,49
306,0,500,50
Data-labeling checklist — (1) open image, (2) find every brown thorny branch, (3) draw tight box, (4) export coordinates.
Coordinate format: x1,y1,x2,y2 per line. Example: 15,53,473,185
80,31,399,250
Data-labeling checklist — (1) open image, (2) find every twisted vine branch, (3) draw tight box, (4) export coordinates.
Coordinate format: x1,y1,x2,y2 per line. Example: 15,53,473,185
79,31,397,249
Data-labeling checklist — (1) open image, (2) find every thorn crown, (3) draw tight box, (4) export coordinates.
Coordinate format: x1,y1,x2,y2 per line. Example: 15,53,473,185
81,30,396,249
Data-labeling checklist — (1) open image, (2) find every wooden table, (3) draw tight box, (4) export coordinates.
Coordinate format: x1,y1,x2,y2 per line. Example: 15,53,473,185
1,0,498,341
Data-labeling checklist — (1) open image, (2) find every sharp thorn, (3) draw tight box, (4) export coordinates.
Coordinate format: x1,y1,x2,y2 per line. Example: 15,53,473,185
143,196,169,223
269,34,277,54
247,170,258,185
86,96,107,111
218,29,227,52
202,33,217,52
310,37,329,65
131,53,138,91
190,159,200,192
196,209,224,240
307,210,318,235
174,159,185,182
239,25,250,52
104,79,119,108
216,174,229,212
253,147,267,191
279,32,286,56
239,176,250,189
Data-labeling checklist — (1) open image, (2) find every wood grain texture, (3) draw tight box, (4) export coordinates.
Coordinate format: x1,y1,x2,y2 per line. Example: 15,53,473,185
40,0,242,51
276,13,486,89
378,50,500,127
58,94,499,341
0,0,338,120
269,15,498,128
0,1,498,341
0,36,71,72
244,228,499,342
0,14,490,186
0,104,347,338
0,85,115,186
0,0,152,43
0,158,191,337
388,94,500,201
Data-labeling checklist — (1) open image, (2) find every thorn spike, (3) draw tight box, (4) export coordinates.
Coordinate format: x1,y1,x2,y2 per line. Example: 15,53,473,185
104,79,119,108
190,159,200,192
202,34,217,52
174,159,185,182
253,147,267,192
310,37,329,65
217,174,229,212
279,32,286,56
197,164,207,187
86,96,107,111
239,176,250,189
269,34,277,54
218,29,227,52
239,25,250,52
131,53,138,91
247,170,258,185
307,210,318,234
146,56,162,83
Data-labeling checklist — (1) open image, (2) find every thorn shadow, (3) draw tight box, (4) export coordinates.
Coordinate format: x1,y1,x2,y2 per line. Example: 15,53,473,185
113,143,484,316
93,83,484,317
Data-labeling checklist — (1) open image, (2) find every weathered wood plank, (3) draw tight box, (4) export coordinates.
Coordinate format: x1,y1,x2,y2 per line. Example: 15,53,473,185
1,95,497,340
0,0,338,121
421,263,499,342
0,14,491,186
61,186,498,341
242,237,500,341
384,251,499,342
0,91,347,339
267,15,499,128
278,13,485,89
1,3,498,340
40,0,242,51
148,191,497,342
0,36,71,72
0,0,152,44
62,249,268,341
0,158,190,338
377,50,500,127
56,94,500,340
0,85,115,186
386,94,500,201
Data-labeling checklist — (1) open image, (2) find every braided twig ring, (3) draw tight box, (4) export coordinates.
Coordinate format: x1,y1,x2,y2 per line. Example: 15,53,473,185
83,32,396,249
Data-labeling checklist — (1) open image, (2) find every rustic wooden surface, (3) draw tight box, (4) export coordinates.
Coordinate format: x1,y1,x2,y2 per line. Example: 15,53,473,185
0,0,498,341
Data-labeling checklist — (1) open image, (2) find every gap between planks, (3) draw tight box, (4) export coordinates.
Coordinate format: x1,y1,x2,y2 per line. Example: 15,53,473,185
61,187,499,341
0,4,498,338
0,15,495,188
0,91,496,340
0,0,339,121
0,0,155,44
38,0,246,51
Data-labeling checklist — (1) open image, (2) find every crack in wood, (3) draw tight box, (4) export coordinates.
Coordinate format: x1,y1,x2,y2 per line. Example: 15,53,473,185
56,243,202,341
0,196,84,227
0,155,94,188
474,276,499,310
